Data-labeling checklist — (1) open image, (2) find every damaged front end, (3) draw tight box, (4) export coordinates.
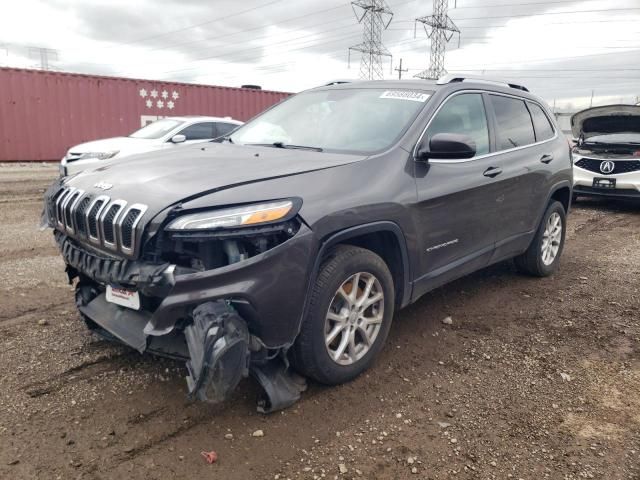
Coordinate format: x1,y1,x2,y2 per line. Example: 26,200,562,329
45,183,312,413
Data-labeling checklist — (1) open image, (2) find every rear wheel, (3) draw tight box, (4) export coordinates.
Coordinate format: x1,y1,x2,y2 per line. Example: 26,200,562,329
291,245,394,385
515,200,566,277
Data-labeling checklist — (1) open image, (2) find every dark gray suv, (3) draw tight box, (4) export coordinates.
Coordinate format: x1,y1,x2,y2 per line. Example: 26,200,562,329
43,76,573,412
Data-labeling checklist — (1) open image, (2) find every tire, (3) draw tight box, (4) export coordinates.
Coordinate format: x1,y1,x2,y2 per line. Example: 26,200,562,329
515,200,566,277
291,245,395,385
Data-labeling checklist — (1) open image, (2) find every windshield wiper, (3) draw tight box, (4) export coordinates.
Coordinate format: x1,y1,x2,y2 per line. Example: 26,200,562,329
247,142,323,152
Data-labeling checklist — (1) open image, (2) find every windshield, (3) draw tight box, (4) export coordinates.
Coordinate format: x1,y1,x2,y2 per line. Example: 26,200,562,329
129,119,183,139
585,133,640,145
230,88,431,153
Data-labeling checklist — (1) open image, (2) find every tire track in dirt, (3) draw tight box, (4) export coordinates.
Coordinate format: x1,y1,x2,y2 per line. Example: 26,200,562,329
22,352,135,398
0,301,71,323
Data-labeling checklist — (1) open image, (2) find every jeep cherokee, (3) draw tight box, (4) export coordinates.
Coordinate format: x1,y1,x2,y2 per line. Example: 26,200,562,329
43,76,573,412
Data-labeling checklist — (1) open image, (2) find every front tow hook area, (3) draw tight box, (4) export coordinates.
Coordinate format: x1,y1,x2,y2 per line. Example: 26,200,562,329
185,301,307,413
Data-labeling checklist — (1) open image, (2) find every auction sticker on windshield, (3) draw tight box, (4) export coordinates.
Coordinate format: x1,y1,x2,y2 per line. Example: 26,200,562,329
106,286,141,310
380,91,430,102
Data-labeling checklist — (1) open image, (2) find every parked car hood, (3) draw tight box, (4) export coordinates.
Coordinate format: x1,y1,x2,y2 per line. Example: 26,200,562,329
63,142,367,213
67,136,156,155
571,105,640,139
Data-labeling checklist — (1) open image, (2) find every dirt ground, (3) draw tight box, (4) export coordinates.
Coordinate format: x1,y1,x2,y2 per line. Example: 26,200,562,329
1,162,639,480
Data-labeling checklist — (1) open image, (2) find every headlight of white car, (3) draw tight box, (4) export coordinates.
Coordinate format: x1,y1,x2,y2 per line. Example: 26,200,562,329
166,200,296,231
77,150,119,160
571,151,583,163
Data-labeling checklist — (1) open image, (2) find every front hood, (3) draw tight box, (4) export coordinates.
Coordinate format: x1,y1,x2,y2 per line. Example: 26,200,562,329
571,105,640,139
68,137,154,155
64,142,366,215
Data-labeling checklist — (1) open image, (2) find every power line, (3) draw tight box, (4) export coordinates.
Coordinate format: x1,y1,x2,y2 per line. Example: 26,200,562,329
395,6,640,23
100,0,288,49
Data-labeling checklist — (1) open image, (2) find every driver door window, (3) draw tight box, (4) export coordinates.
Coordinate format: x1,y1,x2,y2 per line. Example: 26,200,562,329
425,93,490,156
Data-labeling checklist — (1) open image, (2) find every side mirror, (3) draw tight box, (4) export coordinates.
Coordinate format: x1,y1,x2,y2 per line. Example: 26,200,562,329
416,133,476,161
171,134,186,144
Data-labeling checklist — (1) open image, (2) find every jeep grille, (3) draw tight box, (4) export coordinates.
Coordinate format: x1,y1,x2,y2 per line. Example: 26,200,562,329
51,186,148,256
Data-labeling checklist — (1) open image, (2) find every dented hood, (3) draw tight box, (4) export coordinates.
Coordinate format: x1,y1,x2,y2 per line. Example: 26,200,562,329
571,105,640,139
62,142,366,216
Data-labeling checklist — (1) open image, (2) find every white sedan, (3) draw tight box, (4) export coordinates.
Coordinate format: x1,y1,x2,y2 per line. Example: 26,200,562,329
60,116,243,176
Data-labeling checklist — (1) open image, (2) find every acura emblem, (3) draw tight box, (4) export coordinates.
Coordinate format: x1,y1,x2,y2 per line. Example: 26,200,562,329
600,160,615,174
94,181,113,190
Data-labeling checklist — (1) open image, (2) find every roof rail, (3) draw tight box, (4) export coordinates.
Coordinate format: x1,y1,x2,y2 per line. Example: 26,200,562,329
436,73,529,92
324,80,354,86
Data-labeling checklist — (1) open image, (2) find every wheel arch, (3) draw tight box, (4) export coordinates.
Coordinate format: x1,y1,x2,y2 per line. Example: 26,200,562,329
305,222,412,318
549,182,572,213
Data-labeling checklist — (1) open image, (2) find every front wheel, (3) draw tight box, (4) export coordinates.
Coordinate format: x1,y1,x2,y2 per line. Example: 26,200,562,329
291,245,395,385
515,200,566,277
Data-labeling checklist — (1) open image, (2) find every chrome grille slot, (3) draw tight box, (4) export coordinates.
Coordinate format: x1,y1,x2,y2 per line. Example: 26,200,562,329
73,196,92,236
60,188,78,230
55,188,72,227
86,196,109,242
50,188,66,223
118,204,148,254
64,189,84,234
100,200,127,249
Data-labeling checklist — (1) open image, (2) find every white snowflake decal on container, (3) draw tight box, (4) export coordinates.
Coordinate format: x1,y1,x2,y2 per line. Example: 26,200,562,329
139,86,180,110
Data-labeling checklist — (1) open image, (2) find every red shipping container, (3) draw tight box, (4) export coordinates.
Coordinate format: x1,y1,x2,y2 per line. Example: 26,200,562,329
0,67,290,162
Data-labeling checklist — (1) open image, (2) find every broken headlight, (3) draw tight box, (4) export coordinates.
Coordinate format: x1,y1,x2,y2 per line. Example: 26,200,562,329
166,200,298,231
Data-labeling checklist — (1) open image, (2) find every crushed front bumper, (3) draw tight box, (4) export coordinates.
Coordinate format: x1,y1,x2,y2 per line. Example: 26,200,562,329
58,225,314,412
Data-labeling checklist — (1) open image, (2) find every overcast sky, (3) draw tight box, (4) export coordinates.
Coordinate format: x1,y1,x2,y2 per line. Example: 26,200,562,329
1,0,639,110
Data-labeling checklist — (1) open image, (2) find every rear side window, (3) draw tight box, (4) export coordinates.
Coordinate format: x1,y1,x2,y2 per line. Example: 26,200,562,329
425,93,490,156
528,103,555,141
490,95,535,150
215,122,239,137
179,122,215,140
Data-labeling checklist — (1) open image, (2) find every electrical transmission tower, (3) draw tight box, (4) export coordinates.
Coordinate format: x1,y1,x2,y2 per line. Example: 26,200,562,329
414,0,459,80
348,0,393,80
29,47,58,70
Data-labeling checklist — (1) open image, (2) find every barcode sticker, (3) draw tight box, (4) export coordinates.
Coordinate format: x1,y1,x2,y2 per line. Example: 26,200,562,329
380,91,430,102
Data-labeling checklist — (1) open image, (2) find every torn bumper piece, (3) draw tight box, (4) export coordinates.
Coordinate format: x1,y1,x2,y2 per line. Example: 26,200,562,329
185,302,250,403
183,301,306,412
77,290,306,413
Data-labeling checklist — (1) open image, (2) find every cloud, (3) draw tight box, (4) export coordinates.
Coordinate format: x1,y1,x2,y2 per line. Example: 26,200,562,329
0,0,638,108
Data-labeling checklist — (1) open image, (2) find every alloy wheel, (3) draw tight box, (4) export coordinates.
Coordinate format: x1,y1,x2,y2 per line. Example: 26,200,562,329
324,272,384,366
541,212,562,266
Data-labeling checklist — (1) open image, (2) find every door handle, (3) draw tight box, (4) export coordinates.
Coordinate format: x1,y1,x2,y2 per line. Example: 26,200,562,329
540,154,554,164
483,166,502,178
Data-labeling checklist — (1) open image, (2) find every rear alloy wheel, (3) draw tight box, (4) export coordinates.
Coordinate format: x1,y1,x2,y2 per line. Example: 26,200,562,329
515,200,566,277
291,246,394,385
